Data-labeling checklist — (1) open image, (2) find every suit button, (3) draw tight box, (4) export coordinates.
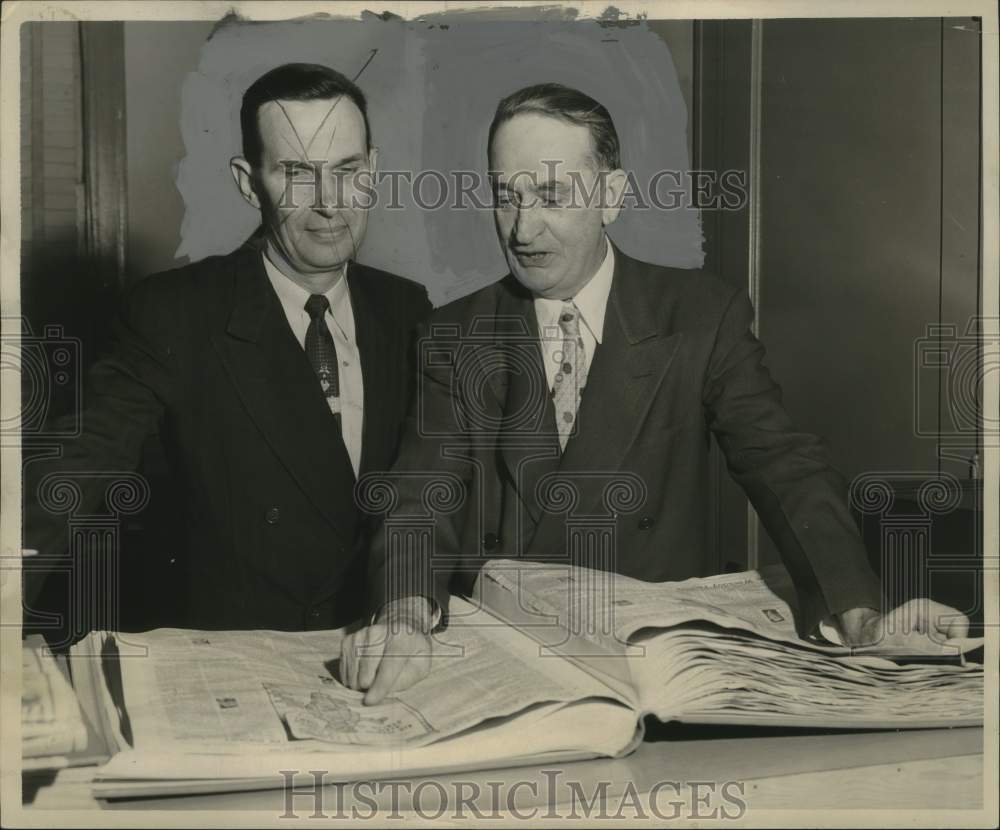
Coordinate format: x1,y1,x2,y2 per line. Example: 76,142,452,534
265,506,280,525
482,532,500,551
638,516,655,530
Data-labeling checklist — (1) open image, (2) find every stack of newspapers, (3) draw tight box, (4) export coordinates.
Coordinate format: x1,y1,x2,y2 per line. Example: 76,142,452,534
67,561,983,799
22,636,90,769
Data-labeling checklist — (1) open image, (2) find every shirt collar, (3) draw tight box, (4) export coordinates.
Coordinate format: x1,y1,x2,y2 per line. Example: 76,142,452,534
262,252,353,338
533,238,615,345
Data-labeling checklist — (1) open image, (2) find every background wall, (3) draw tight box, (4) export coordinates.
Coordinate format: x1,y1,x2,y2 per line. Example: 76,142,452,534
124,21,215,283
753,17,982,566
758,17,982,484
121,18,698,304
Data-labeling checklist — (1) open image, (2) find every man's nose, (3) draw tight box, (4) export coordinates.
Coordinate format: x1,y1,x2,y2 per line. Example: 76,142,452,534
512,204,543,244
312,173,345,217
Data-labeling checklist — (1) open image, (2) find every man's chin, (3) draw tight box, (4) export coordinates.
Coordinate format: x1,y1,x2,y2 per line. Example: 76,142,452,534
510,266,560,295
307,259,350,274
300,247,354,272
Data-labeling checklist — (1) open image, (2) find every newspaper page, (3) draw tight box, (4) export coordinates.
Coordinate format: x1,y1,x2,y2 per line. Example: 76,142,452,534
102,597,631,757
21,637,88,762
477,561,983,728
631,625,984,727
479,558,985,653
478,559,812,652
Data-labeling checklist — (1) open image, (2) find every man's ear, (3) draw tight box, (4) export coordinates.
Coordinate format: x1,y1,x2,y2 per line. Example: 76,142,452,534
600,168,629,227
230,157,260,209
367,145,379,178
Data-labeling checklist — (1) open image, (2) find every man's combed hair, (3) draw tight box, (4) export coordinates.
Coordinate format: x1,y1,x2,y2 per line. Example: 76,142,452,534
240,62,372,168
488,82,621,170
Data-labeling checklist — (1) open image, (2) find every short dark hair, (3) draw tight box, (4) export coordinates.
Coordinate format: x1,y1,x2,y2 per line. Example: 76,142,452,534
240,62,372,168
488,82,621,171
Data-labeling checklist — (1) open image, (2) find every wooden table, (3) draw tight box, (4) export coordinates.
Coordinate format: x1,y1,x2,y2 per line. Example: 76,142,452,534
21,726,987,821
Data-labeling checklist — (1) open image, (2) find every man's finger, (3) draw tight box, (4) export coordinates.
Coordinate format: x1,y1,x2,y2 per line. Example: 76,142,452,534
920,600,969,641
363,652,409,705
357,636,384,690
345,633,363,690
944,612,970,640
339,635,355,688
347,630,371,691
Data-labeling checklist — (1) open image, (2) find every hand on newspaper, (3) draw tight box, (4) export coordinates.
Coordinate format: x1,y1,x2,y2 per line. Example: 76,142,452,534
837,599,971,656
340,597,433,705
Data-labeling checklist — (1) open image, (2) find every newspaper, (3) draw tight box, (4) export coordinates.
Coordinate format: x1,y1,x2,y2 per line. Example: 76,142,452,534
631,626,984,725
478,560,983,728
478,559,811,653
81,563,982,789
21,637,88,761
99,598,627,756
479,559,984,653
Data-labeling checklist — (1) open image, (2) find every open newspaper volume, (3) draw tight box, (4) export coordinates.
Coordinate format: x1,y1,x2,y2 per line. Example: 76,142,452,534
68,560,983,799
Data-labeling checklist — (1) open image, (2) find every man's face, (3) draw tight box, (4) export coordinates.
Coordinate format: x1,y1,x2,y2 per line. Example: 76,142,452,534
249,96,374,275
490,113,621,300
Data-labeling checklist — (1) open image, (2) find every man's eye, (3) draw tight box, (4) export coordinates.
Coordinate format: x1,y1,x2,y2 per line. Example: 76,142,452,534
289,166,315,180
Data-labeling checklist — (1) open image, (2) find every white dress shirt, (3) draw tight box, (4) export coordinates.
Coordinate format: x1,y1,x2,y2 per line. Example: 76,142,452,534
263,254,364,477
533,239,615,391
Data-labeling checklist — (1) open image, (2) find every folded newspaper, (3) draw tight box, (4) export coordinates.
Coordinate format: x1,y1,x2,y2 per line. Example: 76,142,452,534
22,635,89,769
69,561,983,799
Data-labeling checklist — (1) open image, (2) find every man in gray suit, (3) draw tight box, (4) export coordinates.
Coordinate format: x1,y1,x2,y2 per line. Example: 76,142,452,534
342,83,968,701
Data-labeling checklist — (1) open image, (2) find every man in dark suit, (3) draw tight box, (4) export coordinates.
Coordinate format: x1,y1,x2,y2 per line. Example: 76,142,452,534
23,63,430,632
342,82,968,701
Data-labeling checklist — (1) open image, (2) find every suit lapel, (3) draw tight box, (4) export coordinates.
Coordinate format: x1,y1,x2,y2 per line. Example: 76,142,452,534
348,264,395,476
211,247,357,545
491,280,562,528
528,248,683,556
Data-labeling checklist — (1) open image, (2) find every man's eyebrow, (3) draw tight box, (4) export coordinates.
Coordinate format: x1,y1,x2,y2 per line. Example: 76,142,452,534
279,153,366,170
329,153,366,167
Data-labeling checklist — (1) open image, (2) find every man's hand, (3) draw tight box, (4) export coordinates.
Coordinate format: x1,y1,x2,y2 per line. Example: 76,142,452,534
340,597,433,705
837,599,970,654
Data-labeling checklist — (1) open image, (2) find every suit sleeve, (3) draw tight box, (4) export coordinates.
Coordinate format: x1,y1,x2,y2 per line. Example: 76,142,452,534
22,277,175,602
365,315,474,618
703,288,883,633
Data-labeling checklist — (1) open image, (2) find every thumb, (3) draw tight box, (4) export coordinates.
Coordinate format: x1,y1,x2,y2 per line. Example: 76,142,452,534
363,651,407,705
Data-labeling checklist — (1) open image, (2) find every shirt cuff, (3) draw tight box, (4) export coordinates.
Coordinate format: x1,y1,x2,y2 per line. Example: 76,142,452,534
816,615,845,646
369,598,442,631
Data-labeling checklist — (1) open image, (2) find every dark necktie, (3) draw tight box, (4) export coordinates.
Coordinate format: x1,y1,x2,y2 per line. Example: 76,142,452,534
304,294,341,427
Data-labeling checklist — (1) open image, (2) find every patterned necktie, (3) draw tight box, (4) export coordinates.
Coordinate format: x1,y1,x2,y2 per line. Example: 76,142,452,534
304,294,341,426
551,301,586,451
